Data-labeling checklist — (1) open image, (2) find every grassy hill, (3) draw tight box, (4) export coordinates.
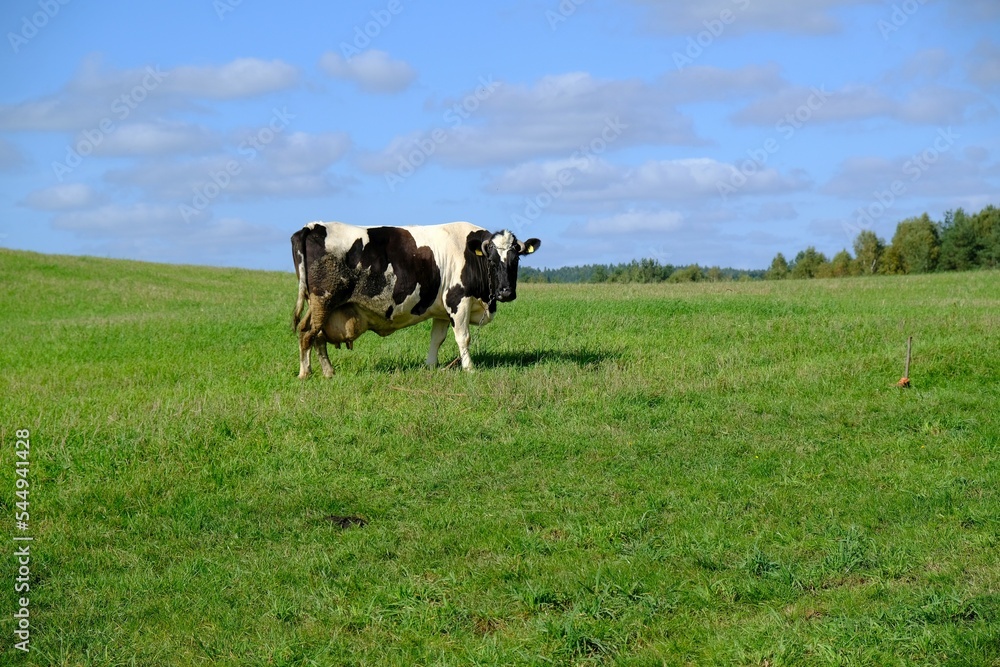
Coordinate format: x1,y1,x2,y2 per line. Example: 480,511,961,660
1,248,998,665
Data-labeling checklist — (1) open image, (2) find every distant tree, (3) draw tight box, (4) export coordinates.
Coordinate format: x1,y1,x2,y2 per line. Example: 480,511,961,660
790,246,829,279
591,265,608,283
765,253,790,280
830,249,854,277
519,267,546,283
706,266,724,282
636,258,661,283
891,213,940,273
973,205,1000,269
814,259,835,278
938,208,979,272
879,244,904,275
667,264,704,282
852,229,884,275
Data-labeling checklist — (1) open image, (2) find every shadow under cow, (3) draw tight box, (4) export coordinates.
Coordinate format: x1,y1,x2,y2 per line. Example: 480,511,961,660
366,346,621,372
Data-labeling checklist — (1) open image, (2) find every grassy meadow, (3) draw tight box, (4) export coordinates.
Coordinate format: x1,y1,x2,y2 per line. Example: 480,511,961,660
1,247,998,666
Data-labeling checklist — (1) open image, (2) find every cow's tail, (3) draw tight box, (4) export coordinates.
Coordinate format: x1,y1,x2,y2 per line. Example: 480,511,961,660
291,228,309,332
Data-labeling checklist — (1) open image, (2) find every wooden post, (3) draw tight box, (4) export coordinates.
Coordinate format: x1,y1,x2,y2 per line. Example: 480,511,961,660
897,336,912,388
904,336,912,379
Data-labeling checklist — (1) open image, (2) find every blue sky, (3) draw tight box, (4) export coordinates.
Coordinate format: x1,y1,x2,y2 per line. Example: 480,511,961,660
1,0,998,271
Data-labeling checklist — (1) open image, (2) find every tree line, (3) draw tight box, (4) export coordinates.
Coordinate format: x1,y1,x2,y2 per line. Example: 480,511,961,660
519,259,765,284
764,205,998,279
520,204,999,284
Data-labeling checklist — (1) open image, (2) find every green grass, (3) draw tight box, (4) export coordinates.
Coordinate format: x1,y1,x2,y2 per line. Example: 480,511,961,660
1,247,998,666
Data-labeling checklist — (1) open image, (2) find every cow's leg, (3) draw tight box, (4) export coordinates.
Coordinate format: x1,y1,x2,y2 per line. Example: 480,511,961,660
298,331,312,379
426,319,449,368
299,294,329,379
451,299,475,371
315,335,335,378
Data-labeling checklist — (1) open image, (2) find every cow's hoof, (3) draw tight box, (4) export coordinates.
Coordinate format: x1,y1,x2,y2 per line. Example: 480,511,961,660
298,371,311,380
322,369,335,378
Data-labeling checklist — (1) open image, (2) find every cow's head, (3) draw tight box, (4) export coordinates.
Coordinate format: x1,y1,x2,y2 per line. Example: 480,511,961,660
471,230,541,302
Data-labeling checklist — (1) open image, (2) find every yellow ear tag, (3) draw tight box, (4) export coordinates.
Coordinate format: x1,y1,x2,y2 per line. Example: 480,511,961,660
526,245,535,253
475,249,484,256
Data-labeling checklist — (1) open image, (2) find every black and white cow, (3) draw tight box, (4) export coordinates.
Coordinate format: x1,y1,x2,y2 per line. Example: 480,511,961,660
291,221,540,378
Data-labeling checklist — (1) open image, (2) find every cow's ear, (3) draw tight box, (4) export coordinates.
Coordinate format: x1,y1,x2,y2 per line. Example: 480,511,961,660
469,235,491,257
519,238,541,255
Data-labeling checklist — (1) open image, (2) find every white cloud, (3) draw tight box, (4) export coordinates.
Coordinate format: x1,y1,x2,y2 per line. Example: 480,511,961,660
949,1,1000,22
362,71,718,170
884,48,953,83
554,209,784,270
360,65,787,172
732,82,983,126
822,150,999,200
895,85,981,125
627,0,877,36
964,146,990,163
751,201,799,222
662,64,786,104
582,210,683,236
162,58,300,98
263,131,352,175
52,202,182,235
91,122,219,156
491,156,810,211
49,204,284,265
50,203,280,245
20,184,105,211
0,92,122,132
0,55,299,132
104,130,352,203
0,138,25,170
966,38,1000,91
491,156,622,194
319,50,416,94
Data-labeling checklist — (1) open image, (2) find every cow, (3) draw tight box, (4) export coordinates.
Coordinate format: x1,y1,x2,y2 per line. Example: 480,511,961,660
291,221,540,378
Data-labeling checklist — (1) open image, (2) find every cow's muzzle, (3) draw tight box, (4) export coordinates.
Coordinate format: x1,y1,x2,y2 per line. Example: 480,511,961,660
496,288,515,302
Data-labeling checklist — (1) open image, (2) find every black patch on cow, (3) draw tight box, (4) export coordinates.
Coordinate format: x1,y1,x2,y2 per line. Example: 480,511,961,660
445,286,464,314
344,237,363,269
290,228,308,280
456,230,494,306
359,227,442,316
385,305,394,319
299,224,330,297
